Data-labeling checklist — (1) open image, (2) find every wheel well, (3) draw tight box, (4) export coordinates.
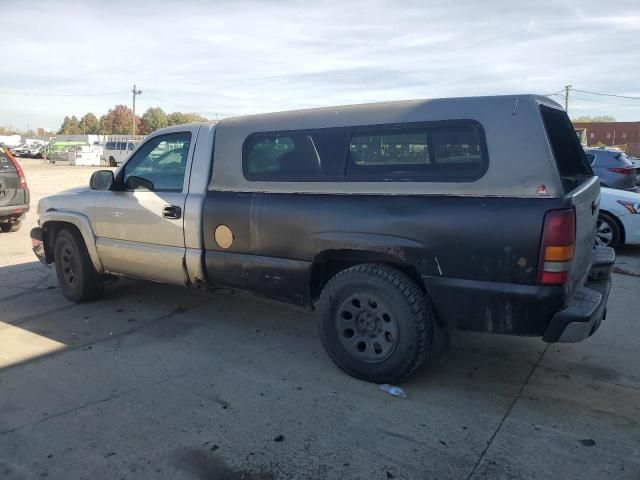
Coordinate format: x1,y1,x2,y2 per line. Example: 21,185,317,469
600,209,625,244
309,250,425,301
42,221,81,263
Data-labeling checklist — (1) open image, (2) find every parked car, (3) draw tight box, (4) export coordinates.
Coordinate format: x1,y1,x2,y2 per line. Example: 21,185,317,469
25,145,45,159
0,147,30,232
628,155,640,187
31,95,613,383
596,187,640,248
585,147,637,192
9,144,30,157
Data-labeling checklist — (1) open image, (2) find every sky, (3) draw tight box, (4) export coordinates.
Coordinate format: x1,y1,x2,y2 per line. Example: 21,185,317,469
1,0,639,131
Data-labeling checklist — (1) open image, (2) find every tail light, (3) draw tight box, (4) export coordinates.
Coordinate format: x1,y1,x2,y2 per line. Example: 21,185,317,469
539,208,575,285
4,149,27,189
607,167,635,175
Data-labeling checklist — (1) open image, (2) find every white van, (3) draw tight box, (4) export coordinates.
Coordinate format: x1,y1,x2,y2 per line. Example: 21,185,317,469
102,140,139,166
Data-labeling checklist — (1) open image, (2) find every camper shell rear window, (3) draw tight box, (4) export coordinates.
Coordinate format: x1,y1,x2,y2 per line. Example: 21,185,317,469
540,105,592,192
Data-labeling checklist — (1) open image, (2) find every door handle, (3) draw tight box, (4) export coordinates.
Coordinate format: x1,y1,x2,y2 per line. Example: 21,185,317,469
163,205,182,219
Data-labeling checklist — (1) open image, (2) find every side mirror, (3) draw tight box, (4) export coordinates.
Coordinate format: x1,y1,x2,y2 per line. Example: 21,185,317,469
90,170,114,190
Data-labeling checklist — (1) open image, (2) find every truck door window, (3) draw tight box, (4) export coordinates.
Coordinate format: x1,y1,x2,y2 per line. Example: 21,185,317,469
122,132,191,192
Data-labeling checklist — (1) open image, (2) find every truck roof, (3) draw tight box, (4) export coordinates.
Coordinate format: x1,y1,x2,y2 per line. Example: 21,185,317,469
204,94,568,198
217,94,561,129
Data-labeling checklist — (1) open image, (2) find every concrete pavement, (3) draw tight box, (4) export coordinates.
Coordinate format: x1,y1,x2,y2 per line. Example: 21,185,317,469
0,160,638,479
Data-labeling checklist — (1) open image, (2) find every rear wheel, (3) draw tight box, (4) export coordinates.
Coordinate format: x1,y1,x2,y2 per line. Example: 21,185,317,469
54,228,104,302
317,264,433,383
595,212,621,248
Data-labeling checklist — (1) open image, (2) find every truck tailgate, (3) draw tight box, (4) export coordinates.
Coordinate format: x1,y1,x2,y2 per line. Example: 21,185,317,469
568,177,600,292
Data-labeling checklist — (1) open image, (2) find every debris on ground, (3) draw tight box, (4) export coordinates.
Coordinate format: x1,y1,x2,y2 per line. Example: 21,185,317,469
580,439,596,447
273,435,284,442
379,384,407,398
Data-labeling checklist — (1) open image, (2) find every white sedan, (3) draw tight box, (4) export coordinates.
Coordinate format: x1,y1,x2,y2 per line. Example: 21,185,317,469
597,187,640,248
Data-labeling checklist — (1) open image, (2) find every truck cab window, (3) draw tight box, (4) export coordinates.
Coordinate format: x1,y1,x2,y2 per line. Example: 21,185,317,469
122,132,191,191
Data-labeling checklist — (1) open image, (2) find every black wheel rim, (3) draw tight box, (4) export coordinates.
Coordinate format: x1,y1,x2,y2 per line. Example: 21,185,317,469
335,293,399,363
60,243,78,287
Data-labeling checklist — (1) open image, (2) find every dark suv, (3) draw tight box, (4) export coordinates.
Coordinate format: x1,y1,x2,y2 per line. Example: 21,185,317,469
0,147,30,233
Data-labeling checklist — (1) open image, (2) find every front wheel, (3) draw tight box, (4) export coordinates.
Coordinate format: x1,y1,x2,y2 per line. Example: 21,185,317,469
317,264,433,383
54,228,104,302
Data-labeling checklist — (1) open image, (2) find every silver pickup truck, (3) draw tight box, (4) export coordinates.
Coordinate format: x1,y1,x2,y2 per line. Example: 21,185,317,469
30,95,614,383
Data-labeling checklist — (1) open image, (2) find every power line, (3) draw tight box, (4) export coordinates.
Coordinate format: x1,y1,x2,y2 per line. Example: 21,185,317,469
143,93,238,118
572,88,640,101
0,90,121,97
559,93,640,108
143,94,197,111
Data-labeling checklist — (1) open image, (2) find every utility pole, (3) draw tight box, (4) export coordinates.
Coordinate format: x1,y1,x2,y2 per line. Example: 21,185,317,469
132,84,142,136
564,85,572,113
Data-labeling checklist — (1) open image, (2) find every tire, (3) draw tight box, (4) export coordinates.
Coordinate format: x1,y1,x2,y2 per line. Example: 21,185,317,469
0,221,20,233
595,212,621,248
109,156,117,167
54,228,104,302
317,264,433,383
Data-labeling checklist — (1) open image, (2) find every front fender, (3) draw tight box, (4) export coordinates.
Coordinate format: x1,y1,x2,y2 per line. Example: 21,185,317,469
41,210,103,273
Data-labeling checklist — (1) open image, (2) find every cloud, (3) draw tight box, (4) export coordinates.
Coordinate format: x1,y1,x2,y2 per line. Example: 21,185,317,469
1,0,639,130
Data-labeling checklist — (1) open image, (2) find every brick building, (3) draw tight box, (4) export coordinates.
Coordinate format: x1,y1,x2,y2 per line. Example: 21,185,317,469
573,121,640,157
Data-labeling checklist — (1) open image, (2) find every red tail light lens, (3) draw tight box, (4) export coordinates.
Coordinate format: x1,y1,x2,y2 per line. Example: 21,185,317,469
539,209,575,285
607,167,634,175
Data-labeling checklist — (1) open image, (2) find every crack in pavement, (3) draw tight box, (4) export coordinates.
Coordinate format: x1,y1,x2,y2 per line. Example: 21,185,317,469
3,304,79,328
0,296,216,375
0,275,54,302
464,343,551,480
536,365,640,392
0,371,193,437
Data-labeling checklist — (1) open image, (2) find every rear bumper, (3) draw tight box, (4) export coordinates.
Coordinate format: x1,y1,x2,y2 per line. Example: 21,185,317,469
0,203,29,219
542,246,614,342
421,246,615,341
30,227,48,265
